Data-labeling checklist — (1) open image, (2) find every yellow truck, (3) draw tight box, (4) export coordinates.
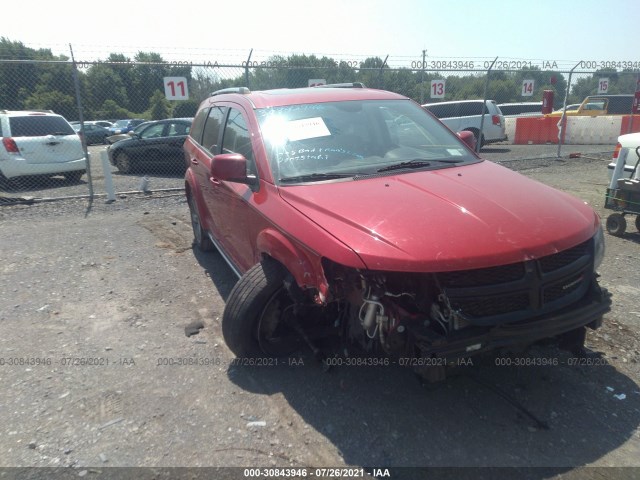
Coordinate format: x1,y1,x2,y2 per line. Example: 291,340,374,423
547,94,634,116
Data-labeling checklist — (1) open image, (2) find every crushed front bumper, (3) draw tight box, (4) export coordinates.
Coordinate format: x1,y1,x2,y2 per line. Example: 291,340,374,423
412,285,611,360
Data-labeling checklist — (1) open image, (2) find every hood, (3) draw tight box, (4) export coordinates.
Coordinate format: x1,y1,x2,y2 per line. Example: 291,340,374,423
278,161,598,272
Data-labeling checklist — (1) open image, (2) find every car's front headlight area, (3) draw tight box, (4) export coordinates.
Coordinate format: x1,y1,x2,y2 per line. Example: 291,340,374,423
593,224,605,272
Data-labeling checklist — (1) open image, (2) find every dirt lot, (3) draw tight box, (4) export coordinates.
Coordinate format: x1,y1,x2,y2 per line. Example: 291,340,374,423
1,152,639,480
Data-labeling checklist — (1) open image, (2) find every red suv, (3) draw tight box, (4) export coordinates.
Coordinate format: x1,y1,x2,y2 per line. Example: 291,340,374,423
184,85,610,380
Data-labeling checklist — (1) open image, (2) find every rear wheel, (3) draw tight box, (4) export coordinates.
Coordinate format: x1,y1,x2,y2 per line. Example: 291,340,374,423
64,170,85,183
222,260,301,358
188,195,214,252
635,215,640,232
606,213,626,236
116,152,132,173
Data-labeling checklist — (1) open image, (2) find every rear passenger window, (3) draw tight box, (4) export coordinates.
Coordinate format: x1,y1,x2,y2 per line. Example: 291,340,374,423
222,108,257,176
201,106,227,154
458,102,484,117
425,103,457,119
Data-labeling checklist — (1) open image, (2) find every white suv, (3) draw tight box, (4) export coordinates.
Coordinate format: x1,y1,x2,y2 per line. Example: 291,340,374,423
0,110,87,183
422,99,507,147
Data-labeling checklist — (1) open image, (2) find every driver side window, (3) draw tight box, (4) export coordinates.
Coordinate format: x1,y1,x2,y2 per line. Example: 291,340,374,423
222,108,257,176
140,123,165,139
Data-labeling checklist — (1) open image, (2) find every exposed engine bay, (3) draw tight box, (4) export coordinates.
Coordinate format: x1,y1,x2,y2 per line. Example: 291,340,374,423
281,239,610,380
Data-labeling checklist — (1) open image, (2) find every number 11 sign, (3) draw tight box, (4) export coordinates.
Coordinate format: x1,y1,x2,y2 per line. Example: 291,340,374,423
164,77,189,100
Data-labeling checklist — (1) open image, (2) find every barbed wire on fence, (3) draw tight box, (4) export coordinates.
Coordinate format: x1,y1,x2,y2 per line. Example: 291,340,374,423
1,47,638,202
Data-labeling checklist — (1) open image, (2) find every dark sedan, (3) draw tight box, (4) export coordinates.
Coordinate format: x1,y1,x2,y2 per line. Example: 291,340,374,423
107,118,193,174
73,122,111,145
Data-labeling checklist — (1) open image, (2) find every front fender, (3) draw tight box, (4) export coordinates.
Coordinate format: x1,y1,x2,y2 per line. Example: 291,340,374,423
256,228,329,302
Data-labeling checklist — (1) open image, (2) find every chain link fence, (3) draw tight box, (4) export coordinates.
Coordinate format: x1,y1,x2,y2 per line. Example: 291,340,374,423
1,50,639,203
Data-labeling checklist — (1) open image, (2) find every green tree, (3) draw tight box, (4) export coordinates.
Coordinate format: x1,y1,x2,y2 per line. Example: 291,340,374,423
147,90,171,120
98,99,131,120
81,63,130,118
173,99,199,118
0,37,66,110
24,87,76,119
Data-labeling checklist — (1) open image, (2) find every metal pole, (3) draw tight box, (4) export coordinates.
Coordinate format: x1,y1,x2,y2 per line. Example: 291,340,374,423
245,48,253,89
69,44,93,203
627,72,640,134
556,61,581,159
420,49,426,104
477,56,497,153
379,55,389,90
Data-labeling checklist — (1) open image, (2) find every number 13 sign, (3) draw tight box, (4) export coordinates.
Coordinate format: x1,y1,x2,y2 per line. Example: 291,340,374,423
430,79,446,99
164,77,189,100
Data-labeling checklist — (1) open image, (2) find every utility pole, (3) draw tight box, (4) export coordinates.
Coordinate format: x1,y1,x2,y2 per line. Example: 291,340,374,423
420,49,427,104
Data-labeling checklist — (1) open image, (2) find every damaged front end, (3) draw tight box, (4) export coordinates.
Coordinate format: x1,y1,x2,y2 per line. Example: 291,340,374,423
291,236,611,379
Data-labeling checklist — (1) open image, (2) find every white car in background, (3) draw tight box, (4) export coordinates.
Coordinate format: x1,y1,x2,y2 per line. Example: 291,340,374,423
607,132,640,181
422,99,507,147
0,110,87,183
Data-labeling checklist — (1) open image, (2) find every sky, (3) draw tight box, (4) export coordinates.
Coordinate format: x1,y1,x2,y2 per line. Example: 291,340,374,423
2,0,638,70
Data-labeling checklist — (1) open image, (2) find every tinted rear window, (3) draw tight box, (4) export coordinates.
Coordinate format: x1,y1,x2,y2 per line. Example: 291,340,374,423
458,102,485,116
424,103,457,118
9,116,74,137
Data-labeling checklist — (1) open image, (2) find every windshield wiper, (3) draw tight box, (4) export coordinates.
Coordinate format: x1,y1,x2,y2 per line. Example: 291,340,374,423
279,172,356,183
377,159,431,172
377,158,466,173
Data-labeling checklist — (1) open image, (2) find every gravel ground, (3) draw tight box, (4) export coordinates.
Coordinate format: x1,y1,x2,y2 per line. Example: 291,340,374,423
1,151,639,480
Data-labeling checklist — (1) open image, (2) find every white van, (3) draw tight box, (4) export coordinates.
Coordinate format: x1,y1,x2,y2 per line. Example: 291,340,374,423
422,99,507,147
498,102,543,117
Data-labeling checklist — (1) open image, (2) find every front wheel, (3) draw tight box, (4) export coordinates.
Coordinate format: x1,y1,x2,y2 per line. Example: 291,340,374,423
222,261,301,358
116,152,133,173
635,215,640,232
606,213,626,236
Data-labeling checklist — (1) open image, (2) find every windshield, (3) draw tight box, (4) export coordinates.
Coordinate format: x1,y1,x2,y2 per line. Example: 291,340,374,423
256,99,479,184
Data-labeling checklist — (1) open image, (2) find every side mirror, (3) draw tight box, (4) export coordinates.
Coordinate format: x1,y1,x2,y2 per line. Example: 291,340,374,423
210,153,257,186
457,130,477,151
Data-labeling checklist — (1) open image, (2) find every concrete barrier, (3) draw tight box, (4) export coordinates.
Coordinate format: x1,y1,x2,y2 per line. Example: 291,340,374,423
507,114,640,145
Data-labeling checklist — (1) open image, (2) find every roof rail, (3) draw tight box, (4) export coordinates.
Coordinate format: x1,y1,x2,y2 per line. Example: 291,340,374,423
210,87,251,96
314,82,366,89
0,109,54,114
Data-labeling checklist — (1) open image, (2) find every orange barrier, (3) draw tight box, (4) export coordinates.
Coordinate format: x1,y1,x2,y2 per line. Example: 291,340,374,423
620,115,640,135
514,116,563,144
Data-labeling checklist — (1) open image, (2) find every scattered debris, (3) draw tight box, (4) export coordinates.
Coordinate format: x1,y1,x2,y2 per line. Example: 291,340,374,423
98,418,124,430
185,320,205,337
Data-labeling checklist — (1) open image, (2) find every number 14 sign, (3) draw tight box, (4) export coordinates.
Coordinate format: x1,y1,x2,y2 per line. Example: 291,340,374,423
164,77,189,100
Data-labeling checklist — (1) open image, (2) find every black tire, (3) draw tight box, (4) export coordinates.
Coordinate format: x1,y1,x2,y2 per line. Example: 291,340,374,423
635,215,640,232
188,195,214,252
606,213,627,236
116,152,132,173
222,260,300,358
64,170,85,183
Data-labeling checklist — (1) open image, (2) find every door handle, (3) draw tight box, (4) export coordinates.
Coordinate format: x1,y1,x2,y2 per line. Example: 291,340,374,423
209,177,220,185
190,158,199,165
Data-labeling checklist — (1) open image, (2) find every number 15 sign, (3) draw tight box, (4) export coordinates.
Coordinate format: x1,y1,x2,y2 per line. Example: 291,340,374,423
164,77,189,100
